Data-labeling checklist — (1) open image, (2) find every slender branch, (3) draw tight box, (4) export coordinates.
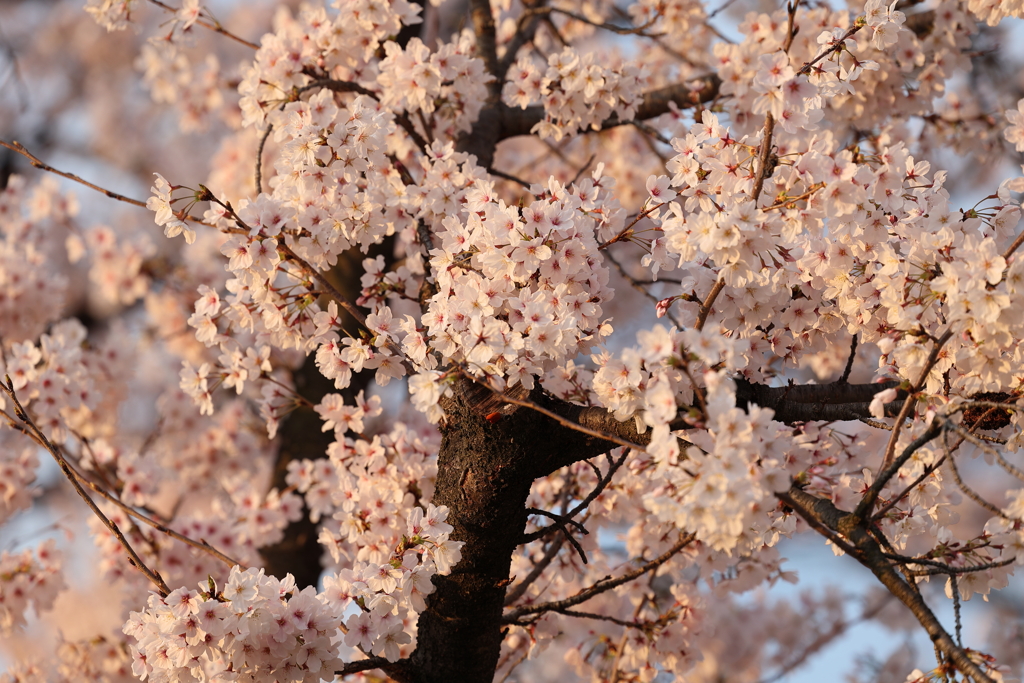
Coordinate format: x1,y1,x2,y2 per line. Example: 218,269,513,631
871,454,946,522
1,139,147,207
525,507,589,564
503,533,696,621
853,420,943,520
941,430,1006,518
256,124,272,195
796,25,864,76
499,393,647,453
488,166,531,188
945,421,1024,482
565,450,629,522
598,202,665,250
839,335,858,383
0,139,212,225
541,6,662,36
503,534,567,606
60,450,245,569
551,607,645,628
336,656,406,677
695,278,724,331
900,559,1014,577
1002,227,1024,261
2,377,171,597
145,0,260,49
526,507,587,535
880,329,953,471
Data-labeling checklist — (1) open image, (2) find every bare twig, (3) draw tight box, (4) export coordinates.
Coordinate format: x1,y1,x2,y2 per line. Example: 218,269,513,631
60,449,245,569
145,0,259,49
796,25,864,76
0,139,213,226
2,377,171,597
255,124,272,195
498,393,647,453
336,656,405,677
525,507,589,564
853,419,943,520
695,278,724,331
839,335,858,383
1,139,147,207
504,533,696,621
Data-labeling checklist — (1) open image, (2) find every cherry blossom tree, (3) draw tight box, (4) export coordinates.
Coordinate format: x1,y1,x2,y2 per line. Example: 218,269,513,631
2,0,1024,682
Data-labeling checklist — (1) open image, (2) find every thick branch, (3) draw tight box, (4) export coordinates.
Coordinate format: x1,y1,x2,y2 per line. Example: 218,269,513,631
781,487,995,683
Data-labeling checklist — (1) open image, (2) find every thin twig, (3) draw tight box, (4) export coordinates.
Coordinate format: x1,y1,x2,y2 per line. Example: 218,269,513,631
335,656,404,677
0,139,212,225
504,533,696,620
853,419,943,520
498,394,647,452
145,0,259,49
1,140,146,207
839,335,858,383
525,507,589,564
879,329,953,472
695,278,724,331
504,534,567,607
796,24,864,76
488,166,531,188
2,377,171,597
941,430,1005,517
60,448,245,569
255,124,272,195
870,454,947,522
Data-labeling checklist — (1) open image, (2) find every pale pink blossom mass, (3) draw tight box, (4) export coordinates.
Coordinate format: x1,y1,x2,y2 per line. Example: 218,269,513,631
2,0,1024,682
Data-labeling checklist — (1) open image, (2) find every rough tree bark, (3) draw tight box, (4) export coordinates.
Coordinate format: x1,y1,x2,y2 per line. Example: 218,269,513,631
396,377,895,682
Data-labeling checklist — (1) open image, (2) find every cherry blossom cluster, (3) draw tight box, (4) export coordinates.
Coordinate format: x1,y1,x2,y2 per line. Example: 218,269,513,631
137,44,225,133
627,0,711,47
0,540,64,635
33,0,1024,680
83,0,133,31
237,0,421,130
285,421,459,660
0,634,136,683
504,48,647,141
400,151,624,400
88,482,301,598
378,33,490,134
966,0,1024,26
0,176,73,344
0,446,38,524
68,225,154,307
321,503,462,662
1,319,109,443
123,566,345,683
646,92,1024,404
